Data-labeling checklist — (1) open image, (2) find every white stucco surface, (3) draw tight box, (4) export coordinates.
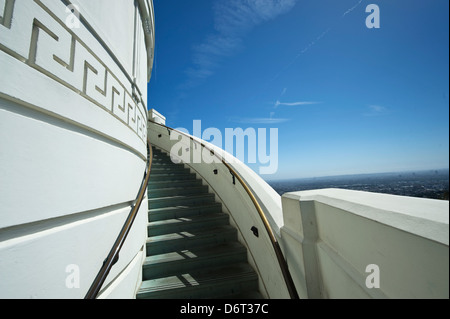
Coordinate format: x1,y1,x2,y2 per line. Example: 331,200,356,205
281,189,449,299
0,0,154,298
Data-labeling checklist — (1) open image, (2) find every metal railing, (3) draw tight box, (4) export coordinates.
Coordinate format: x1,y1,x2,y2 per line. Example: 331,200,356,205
85,139,153,299
150,122,299,299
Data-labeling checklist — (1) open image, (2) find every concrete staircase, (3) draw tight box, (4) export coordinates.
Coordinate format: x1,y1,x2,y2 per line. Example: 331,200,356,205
136,147,262,299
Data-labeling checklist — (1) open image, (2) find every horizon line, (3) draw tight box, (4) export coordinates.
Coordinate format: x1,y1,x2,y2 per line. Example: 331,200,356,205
263,167,450,182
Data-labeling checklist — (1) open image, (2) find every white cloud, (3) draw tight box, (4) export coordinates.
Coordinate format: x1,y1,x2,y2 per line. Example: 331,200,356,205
214,0,297,34
301,0,363,53
230,117,290,124
300,28,331,54
275,0,364,79
184,0,297,87
364,105,388,116
369,105,386,112
275,100,322,107
342,0,363,17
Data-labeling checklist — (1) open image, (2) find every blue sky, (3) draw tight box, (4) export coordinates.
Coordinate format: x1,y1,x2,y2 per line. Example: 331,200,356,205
148,0,449,180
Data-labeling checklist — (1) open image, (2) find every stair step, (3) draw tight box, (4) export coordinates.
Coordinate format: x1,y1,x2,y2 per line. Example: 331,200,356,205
149,203,223,222
149,193,215,209
142,242,247,280
148,212,229,236
148,179,203,190
215,290,264,299
151,155,178,163
151,151,171,157
152,148,167,154
146,225,237,256
150,161,186,169
151,166,191,175
150,161,181,168
151,152,179,158
137,263,258,299
148,185,209,198
149,173,197,182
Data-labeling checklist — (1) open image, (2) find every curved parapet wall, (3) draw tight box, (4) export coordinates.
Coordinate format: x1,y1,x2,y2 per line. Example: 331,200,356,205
147,120,291,299
0,0,154,298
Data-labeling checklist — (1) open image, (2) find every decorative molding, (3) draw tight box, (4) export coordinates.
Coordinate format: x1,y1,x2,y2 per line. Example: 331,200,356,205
0,0,147,144
137,0,155,82
0,0,15,29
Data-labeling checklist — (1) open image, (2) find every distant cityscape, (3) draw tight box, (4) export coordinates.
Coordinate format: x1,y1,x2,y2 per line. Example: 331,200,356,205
268,169,449,200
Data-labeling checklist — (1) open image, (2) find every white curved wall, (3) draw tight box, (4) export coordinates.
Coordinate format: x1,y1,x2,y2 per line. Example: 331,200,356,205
0,0,153,298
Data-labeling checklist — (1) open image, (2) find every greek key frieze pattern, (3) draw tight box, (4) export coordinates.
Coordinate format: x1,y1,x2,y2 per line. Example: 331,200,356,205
0,0,147,143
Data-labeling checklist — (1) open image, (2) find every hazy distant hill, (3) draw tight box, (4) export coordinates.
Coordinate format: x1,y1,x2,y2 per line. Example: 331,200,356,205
268,169,449,200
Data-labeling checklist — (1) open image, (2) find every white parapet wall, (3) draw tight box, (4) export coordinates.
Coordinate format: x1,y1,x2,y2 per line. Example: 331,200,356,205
147,119,291,299
0,0,154,298
280,188,449,299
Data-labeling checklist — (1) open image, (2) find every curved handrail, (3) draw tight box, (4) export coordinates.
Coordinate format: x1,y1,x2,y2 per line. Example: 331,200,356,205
85,139,153,299
150,122,299,299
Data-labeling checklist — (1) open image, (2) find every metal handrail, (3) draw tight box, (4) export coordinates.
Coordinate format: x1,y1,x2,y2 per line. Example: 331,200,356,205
150,122,299,299
85,139,153,299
